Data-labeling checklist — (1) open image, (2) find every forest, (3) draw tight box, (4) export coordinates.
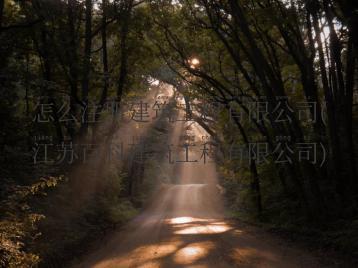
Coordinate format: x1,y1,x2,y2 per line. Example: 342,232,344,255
0,0,357,267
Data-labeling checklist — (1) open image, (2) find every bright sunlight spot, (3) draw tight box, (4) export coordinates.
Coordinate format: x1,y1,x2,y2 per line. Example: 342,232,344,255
188,57,200,69
174,242,214,265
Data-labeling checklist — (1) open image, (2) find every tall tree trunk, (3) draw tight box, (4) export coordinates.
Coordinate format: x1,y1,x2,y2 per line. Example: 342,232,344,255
117,0,133,104
226,102,263,215
67,0,80,139
0,0,4,28
93,0,110,142
81,0,93,137
41,30,64,143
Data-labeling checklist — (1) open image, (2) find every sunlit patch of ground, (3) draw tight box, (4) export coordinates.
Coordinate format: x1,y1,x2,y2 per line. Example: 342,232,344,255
167,217,232,235
135,261,161,268
169,216,198,224
96,240,183,268
95,240,181,268
173,241,215,265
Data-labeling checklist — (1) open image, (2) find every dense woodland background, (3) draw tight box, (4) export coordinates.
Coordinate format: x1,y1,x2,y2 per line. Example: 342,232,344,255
0,0,357,267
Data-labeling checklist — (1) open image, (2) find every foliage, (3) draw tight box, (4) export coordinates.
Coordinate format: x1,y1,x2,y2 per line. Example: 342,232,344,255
0,176,64,268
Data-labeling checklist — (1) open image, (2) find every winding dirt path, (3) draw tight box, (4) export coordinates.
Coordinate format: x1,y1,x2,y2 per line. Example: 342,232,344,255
74,94,329,268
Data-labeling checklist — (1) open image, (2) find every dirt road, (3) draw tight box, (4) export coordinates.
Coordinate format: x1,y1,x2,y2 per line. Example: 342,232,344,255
75,96,327,268
75,183,326,267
